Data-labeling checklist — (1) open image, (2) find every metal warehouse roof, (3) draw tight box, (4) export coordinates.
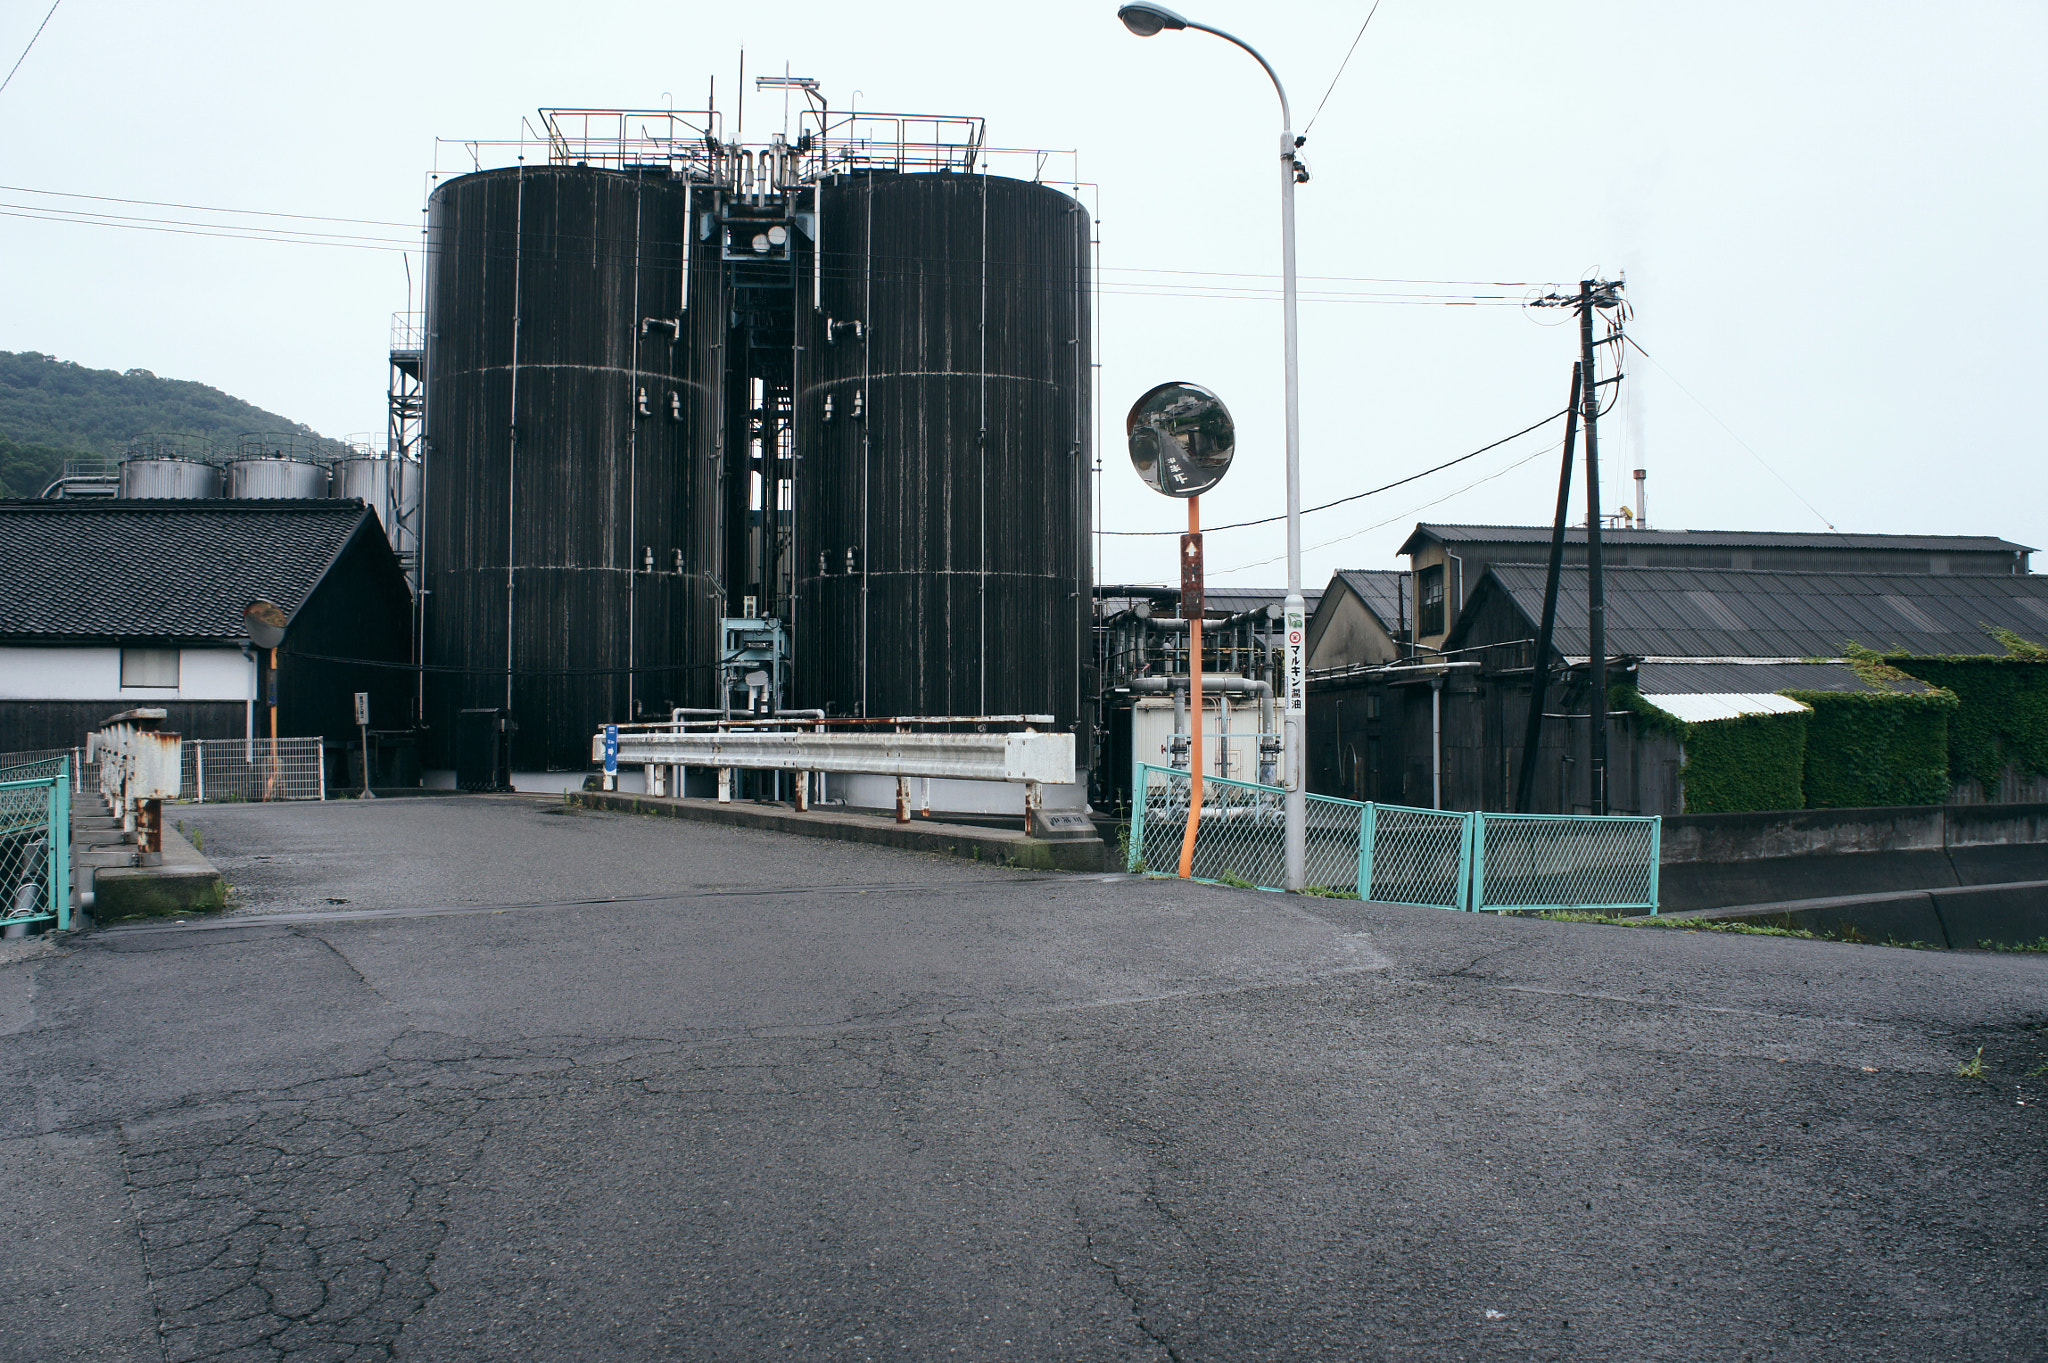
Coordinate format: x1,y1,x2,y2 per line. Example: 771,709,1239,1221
1634,660,1938,696
1464,564,2048,660
1400,522,2035,556
1643,692,1812,724
1333,569,1408,631
0,498,379,642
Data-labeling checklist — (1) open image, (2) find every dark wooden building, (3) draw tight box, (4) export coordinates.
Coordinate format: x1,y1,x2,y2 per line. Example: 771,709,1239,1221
0,500,414,777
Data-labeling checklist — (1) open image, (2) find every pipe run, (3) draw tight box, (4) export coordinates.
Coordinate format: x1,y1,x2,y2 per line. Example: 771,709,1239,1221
1127,674,1280,786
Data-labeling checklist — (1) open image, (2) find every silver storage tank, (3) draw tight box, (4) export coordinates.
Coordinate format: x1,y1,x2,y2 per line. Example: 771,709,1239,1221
227,456,329,498
329,454,421,562
118,457,223,499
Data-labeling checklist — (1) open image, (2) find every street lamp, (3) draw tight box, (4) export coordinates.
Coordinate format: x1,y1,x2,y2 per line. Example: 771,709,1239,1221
1118,2,1309,891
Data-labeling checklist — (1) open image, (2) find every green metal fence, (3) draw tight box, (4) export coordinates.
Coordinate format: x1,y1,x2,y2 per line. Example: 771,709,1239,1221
1128,763,1659,914
1,757,72,934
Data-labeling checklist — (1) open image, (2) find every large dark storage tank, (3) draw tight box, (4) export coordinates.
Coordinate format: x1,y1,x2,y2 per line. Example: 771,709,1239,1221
422,164,722,771
795,173,1092,735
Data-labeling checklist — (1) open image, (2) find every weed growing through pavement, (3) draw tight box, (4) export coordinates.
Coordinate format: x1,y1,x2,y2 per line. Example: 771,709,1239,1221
1981,938,2048,952
1957,1049,1989,1079
1299,885,1360,899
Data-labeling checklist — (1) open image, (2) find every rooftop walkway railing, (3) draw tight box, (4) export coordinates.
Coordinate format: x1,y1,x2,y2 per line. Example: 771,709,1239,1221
1127,763,1660,914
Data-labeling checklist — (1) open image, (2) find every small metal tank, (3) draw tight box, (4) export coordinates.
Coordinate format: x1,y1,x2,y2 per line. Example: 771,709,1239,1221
119,456,222,499
329,453,422,560
226,457,328,499
227,435,329,498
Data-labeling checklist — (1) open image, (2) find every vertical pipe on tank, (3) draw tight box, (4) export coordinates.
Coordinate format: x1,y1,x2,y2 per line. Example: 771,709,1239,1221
859,179,874,716
978,168,989,715
505,164,525,714
626,182,644,721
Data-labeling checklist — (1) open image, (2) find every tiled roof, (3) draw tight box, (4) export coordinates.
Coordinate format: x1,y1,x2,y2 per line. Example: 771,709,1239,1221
1461,564,2048,660
0,499,377,641
1401,522,2035,556
1333,569,1408,632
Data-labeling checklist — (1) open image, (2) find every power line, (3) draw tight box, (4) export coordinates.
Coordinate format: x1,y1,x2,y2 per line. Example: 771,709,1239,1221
1621,334,1839,532
1098,408,1568,536
0,0,60,99
0,182,416,229
1212,440,1555,576
1302,0,1384,136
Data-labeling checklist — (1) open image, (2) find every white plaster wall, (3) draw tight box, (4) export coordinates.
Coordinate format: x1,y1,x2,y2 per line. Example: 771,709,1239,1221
0,645,253,701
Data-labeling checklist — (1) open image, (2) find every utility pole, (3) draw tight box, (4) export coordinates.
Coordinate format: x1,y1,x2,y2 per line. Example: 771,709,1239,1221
1576,279,1624,815
1513,363,1582,813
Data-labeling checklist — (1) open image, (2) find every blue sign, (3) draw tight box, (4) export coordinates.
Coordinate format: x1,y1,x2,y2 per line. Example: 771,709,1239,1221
603,724,618,775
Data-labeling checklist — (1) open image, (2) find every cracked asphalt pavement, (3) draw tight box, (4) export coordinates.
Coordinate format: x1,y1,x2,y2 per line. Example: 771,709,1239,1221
3,794,2044,1361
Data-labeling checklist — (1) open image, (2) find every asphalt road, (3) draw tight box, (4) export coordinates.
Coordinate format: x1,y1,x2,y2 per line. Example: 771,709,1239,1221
3,795,2043,1362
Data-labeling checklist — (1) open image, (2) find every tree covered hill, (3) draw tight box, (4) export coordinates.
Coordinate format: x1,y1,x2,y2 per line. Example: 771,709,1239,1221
0,350,340,497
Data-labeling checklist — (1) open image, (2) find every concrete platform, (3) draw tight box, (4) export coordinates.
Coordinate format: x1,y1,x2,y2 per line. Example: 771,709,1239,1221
91,823,227,920
567,790,1109,872
1643,878,2048,948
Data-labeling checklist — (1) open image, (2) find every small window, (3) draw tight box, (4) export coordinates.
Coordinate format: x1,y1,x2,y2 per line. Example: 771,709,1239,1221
1418,566,1446,636
121,647,179,688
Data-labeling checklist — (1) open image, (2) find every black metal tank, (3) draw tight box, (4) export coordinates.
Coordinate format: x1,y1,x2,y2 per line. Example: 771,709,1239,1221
421,164,723,771
794,172,1093,734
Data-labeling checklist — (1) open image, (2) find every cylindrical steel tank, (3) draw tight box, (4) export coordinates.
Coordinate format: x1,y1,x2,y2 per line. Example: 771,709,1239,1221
421,164,721,771
330,455,424,567
119,457,222,499
226,457,328,499
794,173,1093,733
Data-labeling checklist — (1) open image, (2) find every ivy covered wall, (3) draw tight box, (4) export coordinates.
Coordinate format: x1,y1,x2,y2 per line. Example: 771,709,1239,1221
1616,686,1808,814
1895,636,2048,795
1783,689,1957,808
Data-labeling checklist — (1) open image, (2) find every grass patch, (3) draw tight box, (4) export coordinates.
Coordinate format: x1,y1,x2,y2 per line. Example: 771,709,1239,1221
1533,910,1819,940
1300,885,1361,900
1980,937,2048,953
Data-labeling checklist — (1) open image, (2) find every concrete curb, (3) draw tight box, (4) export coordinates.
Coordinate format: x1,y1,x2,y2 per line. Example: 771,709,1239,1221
566,790,1108,873
92,823,228,919
1645,879,2048,949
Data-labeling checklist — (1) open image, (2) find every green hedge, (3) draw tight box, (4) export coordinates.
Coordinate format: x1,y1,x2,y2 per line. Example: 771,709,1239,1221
1784,689,1957,808
1893,649,2048,795
1615,686,1808,813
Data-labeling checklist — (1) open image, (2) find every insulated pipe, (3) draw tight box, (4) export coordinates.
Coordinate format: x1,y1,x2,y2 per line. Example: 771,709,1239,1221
1128,674,1279,785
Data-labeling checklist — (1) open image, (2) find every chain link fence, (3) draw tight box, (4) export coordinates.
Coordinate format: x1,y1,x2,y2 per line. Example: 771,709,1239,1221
1470,811,1661,913
1,759,71,933
1128,763,1660,914
0,747,98,792
179,739,327,803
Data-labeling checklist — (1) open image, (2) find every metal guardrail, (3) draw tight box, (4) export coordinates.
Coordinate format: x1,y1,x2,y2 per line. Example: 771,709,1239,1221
2,757,71,934
179,738,327,803
1128,764,1659,914
598,728,1075,784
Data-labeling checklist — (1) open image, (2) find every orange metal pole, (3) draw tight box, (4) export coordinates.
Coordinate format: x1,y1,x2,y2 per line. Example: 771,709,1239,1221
266,646,280,801
1178,496,1204,879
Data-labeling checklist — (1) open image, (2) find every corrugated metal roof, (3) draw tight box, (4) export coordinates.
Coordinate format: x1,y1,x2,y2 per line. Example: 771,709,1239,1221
1333,569,1407,631
1645,692,1812,724
1468,564,2048,659
1636,660,1937,695
0,498,377,641
1401,522,2035,555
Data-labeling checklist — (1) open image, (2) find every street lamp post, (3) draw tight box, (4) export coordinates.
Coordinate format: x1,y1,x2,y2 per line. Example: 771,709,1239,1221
1119,3,1308,890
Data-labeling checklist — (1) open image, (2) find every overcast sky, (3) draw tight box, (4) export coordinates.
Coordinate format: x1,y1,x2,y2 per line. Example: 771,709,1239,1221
3,0,2041,587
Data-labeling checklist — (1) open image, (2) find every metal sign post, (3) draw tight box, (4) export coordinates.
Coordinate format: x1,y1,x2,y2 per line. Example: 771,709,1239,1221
355,692,375,799
1126,381,1234,881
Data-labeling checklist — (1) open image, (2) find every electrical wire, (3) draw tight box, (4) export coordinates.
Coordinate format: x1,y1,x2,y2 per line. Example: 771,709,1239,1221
1301,0,1384,137
1098,407,1568,536
1621,334,1839,532
1211,439,1557,576
0,0,60,99
0,182,416,229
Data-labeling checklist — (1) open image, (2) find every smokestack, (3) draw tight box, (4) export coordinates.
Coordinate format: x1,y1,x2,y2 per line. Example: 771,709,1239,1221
1634,469,1648,529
